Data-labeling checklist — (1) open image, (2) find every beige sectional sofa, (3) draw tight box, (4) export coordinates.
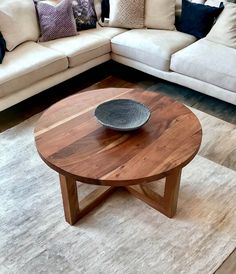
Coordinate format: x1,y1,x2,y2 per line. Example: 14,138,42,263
0,0,236,112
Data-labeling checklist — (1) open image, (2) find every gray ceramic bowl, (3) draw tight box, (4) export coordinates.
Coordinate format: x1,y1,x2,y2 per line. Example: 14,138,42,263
95,99,151,131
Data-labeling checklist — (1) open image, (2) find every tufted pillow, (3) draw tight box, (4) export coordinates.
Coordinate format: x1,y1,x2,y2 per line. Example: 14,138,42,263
109,0,145,29
206,2,236,48
36,0,77,42
0,0,40,51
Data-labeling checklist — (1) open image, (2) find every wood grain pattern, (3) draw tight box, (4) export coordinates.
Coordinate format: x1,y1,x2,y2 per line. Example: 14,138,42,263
35,88,202,187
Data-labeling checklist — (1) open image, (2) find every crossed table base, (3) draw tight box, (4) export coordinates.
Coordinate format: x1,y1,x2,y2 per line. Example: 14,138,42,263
60,168,181,225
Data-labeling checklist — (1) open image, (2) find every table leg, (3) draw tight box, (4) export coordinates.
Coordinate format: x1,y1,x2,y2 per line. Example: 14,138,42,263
163,168,182,217
59,175,80,225
125,168,182,218
59,174,115,225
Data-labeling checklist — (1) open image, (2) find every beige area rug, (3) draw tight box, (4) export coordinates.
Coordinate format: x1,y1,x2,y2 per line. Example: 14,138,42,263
0,108,236,274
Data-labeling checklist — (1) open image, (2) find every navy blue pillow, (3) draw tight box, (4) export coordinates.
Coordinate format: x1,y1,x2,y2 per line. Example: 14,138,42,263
0,33,6,64
101,0,109,23
177,0,224,39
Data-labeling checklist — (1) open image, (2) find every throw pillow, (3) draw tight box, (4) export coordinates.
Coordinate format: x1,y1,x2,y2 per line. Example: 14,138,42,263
109,0,145,29
145,0,176,30
101,0,109,22
0,0,40,51
36,0,77,42
72,0,97,31
0,33,6,64
206,2,236,48
177,0,224,39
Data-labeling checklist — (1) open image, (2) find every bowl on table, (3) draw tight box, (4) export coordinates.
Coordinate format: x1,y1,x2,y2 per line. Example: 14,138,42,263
95,99,151,131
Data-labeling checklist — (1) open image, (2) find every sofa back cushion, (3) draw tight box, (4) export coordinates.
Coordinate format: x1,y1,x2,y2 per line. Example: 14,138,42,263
94,0,102,19
205,0,236,6
0,0,40,51
206,2,236,48
145,0,176,30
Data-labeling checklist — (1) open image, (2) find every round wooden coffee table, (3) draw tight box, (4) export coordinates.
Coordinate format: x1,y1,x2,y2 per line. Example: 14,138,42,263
34,88,202,225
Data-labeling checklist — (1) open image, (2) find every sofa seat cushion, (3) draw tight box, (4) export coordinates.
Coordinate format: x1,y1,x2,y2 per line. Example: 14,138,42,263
0,42,68,98
111,29,196,71
83,25,127,40
41,32,110,68
170,39,236,93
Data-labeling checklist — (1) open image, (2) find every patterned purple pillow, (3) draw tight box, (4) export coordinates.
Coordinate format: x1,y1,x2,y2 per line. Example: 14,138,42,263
36,0,77,42
72,0,97,31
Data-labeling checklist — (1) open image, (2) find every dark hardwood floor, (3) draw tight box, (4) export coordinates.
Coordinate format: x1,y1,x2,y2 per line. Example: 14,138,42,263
0,61,235,132
0,61,235,273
